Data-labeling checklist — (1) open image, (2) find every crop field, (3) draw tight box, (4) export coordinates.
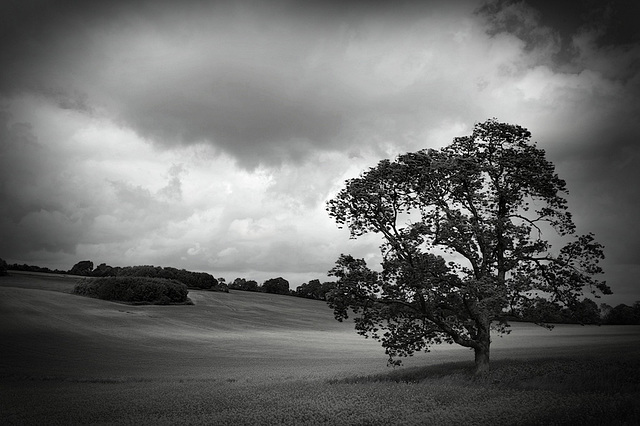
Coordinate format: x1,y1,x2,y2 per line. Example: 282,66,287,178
2,271,640,425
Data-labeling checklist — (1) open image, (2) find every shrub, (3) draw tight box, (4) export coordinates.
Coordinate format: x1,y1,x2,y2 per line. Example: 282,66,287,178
116,265,223,291
73,276,190,305
0,257,8,276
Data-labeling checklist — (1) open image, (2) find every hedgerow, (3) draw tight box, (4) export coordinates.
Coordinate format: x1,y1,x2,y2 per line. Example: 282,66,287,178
72,277,190,305
116,265,223,291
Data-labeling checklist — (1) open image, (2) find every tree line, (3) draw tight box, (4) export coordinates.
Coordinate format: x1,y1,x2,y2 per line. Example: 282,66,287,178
226,276,336,300
1,257,337,299
2,256,637,324
3,259,226,292
517,297,640,325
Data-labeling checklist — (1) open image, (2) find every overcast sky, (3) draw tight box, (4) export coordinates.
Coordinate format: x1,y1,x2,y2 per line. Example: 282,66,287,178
1,0,639,305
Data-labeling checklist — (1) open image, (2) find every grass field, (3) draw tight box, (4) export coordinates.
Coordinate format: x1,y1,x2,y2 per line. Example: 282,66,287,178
1,271,639,425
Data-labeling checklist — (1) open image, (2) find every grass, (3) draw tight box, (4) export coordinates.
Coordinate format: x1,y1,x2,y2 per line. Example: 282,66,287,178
2,271,640,425
327,357,640,425
4,358,639,425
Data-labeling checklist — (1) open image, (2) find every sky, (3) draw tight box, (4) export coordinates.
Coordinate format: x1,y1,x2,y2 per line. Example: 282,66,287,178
1,0,639,305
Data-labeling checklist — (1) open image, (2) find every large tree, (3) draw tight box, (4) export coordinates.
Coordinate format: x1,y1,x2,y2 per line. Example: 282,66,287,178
326,119,610,374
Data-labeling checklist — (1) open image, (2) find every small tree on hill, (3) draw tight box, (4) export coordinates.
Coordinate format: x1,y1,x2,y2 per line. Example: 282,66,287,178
69,260,94,276
296,279,323,299
91,263,116,277
230,278,260,292
263,277,290,295
326,119,610,374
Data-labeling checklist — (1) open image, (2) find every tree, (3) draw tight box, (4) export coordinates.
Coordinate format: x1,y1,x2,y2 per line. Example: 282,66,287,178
320,281,337,300
296,279,323,299
262,277,290,295
91,263,116,277
0,257,8,276
326,119,610,374
229,278,260,291
604,303,640,325
570,298,601,324
244,280,259,292
520,297,566,324
229,278,246,290
296,279,337,300
69,260,94,276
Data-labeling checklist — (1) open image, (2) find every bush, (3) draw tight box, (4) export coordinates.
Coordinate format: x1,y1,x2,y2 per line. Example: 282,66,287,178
116,265,223,291
0,257,8,276
73,277,190,305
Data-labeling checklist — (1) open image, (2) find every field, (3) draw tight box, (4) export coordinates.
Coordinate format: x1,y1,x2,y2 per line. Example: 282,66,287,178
1,271,639,425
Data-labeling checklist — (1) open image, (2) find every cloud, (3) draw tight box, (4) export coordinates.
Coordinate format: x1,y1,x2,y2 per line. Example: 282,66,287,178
1,0,639,302
1,0,485,168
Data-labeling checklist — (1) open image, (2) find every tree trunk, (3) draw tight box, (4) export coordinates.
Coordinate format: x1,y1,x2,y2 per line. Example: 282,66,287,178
474,324,491,375
474,344,490,375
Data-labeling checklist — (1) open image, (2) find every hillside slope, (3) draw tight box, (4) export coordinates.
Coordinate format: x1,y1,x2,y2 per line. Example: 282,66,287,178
2,272,639,384
0,272,401,382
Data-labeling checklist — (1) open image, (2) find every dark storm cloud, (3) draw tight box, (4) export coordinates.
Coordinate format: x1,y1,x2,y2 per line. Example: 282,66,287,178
480,0,640,66
0,111,86,256
0,0,476,168
0,111,56,223
478,0,640,271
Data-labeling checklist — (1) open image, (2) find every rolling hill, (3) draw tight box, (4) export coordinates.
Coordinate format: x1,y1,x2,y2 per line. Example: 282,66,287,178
2,271,640,424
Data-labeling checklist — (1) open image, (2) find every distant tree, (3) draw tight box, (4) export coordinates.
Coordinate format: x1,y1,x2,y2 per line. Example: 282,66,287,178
520,297,601,325
10,263,55,273
216,277,229,293
91,263,116,277
604,303,640,325
118,265,161,278
244,280,259,291
230,278,259,292
296,280,337,300
600,303,612,320
570,298,601,324
263,277,290,295
69,260,94,276
0,257,8,276
326,119,610,374
521,297,566,324
320,281,337,300
229,278,245,290
296,279,323,299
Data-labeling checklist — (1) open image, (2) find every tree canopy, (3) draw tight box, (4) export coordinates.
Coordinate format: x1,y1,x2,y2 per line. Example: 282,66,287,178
262,277,291,295
295,279,336,300
326,119,610,374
